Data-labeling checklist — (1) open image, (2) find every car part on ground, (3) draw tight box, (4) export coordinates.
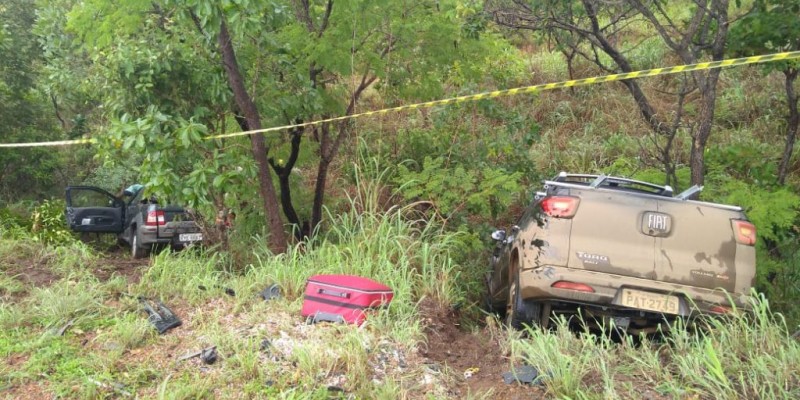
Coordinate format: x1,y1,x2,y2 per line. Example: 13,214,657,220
139,297,182,334
502,365,542,385
487,172,757,333
260,284,282,301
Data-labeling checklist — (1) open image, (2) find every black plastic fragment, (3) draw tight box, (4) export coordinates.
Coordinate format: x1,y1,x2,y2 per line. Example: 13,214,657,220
259,284,281,301
502,365,540,385
200,347,218,364
139,297,181,334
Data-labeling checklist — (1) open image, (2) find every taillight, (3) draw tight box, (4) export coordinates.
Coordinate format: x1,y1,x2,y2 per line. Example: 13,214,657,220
709,305,732,314
146,210,166,226
732,220,756,246
541,196,580,218
552,281,595,293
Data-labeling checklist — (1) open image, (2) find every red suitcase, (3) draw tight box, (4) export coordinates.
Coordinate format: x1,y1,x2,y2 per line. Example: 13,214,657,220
301,274,394,325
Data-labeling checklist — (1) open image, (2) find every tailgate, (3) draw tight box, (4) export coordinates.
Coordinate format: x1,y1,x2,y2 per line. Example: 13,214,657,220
655,201,740,292
566,189,656,279
157,206,200,238
567,188,746,292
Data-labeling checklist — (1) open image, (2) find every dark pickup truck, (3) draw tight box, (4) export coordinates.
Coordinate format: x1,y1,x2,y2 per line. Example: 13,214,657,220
65,184,203,258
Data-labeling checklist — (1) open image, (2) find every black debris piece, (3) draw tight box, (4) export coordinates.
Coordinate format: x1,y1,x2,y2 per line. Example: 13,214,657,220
200,347,218,364
259,284,281,301
178,346,217,363
139,297,182,334
260,339,272,352
57,319,75,336
198,284,235,297
502,365,540,385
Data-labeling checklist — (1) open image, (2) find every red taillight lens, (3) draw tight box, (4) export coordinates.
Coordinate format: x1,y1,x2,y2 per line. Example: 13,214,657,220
732,220,756,246
709,305,732,314
541,196,580,218
552,281,595,293
146,210,166,226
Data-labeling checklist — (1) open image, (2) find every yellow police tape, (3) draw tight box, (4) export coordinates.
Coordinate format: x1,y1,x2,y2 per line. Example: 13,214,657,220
2,50,799,148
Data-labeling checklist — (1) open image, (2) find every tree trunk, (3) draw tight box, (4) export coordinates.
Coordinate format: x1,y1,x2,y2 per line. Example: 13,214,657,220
311,123,332,233
269,130,305,240
778,68,799,185
217,19,287,253
689,70,721,189
311,157,330,234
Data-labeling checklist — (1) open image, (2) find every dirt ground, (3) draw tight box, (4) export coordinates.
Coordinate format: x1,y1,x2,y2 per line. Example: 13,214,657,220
419,298,549,399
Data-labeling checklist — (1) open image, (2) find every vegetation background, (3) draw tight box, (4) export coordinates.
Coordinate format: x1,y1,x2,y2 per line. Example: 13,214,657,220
1,0,799,398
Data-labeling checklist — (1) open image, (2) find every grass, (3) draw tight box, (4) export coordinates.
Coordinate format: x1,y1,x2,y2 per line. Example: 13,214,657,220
2,189,800,398
0,167,470,398
508,294,800,399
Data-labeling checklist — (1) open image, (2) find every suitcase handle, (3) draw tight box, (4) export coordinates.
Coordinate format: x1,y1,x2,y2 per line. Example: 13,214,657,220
311,311,345,324
317,288,351,299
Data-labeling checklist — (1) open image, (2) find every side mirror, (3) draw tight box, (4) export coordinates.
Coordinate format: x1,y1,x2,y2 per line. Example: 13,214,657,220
491,229,506,242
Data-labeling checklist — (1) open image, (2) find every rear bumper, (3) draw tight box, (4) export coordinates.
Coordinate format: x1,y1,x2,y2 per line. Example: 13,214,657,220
140,222,202,246
519,265,750,318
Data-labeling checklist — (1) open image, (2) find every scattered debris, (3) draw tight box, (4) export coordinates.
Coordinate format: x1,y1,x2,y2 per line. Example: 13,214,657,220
502,365,541,385
198,284,236,297
259,284,281,301
463,367,479,379
200,347,218,364
56,319,75,336
178,346,218,363
87,378,132,397
139,297,182,334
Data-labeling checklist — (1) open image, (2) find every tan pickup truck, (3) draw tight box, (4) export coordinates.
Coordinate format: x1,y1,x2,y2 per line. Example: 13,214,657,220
486,172,757,333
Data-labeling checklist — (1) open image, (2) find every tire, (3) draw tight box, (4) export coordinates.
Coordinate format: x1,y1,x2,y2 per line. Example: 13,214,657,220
131,230,147,259
506,272,542,330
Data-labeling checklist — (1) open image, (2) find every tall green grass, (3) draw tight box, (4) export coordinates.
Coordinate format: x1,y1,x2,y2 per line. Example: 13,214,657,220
511,293,800,399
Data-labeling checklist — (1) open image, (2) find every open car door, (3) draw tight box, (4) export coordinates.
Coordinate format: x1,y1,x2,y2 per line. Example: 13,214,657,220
65,186,124,233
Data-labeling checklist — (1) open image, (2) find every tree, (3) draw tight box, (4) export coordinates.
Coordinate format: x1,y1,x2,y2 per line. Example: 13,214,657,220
40,0,473,250
486,0,732,189
271,0,469,235
728,0,800,185
42,0,298,252
0,0,64,202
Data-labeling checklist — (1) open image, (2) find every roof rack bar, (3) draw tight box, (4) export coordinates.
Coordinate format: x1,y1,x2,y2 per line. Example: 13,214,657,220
676,185,704,200
590,175,608,188
547,172,675,196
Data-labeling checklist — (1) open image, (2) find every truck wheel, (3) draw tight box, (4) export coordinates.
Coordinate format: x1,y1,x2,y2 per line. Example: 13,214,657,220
507,273,541,330
131,231,147,259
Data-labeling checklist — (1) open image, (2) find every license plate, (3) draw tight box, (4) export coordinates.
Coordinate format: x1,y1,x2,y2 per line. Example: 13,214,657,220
620,288,679,314
179,233,203,242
